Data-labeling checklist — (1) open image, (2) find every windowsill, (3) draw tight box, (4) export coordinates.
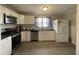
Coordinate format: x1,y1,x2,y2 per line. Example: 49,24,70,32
33,27,55,31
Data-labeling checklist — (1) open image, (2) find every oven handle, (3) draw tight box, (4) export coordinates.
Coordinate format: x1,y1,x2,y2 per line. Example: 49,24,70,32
12,33,21,38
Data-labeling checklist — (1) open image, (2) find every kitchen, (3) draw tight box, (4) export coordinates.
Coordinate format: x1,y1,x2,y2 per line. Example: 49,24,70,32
0,4,76,55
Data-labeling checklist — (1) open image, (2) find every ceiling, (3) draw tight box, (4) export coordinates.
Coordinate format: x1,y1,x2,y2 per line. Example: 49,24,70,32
8,4,76,15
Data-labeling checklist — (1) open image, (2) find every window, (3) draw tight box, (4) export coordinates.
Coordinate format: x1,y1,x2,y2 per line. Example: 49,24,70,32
35,17,52,29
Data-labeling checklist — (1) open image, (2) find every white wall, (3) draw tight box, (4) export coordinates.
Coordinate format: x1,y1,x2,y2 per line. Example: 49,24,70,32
1,24,17,28
0,25,1,52
62,8,76,45
76,4,79,55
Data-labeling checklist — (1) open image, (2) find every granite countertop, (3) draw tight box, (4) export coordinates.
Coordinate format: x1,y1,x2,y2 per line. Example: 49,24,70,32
21,29,54,31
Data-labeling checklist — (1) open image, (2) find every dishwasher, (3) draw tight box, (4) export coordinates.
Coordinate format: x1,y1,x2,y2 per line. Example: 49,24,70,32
31,30,38,42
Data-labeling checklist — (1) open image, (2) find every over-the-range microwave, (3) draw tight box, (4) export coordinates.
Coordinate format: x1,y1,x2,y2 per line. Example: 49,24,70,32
4,14,17,24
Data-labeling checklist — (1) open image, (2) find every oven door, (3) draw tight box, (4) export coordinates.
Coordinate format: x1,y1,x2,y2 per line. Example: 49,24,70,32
12,33,21,50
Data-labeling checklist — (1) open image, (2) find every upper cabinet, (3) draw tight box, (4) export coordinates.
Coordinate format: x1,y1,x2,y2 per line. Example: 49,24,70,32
24,15,35,24
17,15,35,24
38,31,55,41
17,14,25,24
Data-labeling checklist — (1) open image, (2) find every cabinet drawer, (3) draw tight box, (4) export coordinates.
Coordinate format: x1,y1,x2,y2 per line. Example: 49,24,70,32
56,34,69,42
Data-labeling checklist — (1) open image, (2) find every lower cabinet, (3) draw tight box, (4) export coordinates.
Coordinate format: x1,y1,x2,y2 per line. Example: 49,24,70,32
38,31,55,41
21,31,30,42
21,31,55,42
38,31,44,41
49,31,56,41
0,36,12,55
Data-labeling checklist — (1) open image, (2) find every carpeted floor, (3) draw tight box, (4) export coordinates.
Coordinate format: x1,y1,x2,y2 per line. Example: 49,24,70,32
13,41,76,55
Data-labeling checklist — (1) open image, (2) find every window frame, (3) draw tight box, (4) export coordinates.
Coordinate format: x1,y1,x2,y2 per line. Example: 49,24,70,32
34,17,52,29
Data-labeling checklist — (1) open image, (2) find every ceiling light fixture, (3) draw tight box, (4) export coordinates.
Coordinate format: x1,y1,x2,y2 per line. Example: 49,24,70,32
43,6,48,11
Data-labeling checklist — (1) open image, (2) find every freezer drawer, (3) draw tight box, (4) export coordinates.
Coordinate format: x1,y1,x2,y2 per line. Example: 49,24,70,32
56,33,69,42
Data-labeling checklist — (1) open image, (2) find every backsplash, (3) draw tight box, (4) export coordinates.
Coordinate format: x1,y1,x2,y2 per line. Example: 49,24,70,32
20,24,34,30
1,24,17,28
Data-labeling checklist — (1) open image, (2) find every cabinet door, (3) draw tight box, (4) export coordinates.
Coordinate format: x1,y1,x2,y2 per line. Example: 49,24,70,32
38,31,44,41
21,31,27,42
0,36,12,55
24,16,29,24
44,31,50,41
29,16,34,24
17,15,24,24
49,31,55,41
24,15,34,24
26,31,30,41
21,31,30,42
20,15,24,24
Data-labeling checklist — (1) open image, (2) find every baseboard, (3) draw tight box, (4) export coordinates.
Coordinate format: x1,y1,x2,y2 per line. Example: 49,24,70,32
38,40,55,42
72,43,76,46
21,40,56,42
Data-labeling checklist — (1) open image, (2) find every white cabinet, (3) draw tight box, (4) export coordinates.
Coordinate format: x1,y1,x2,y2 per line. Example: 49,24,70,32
26,31,31,41
18,15,34,24
17,15,25,24
29,16,34,24
38,31,49,41
24,15,34,24
21,31,30,42
0,36,12,55
38,31,44,41
24,16,29,24
21,31,27,42
44,31,50,41
49,31,55,41
38,31,55,41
